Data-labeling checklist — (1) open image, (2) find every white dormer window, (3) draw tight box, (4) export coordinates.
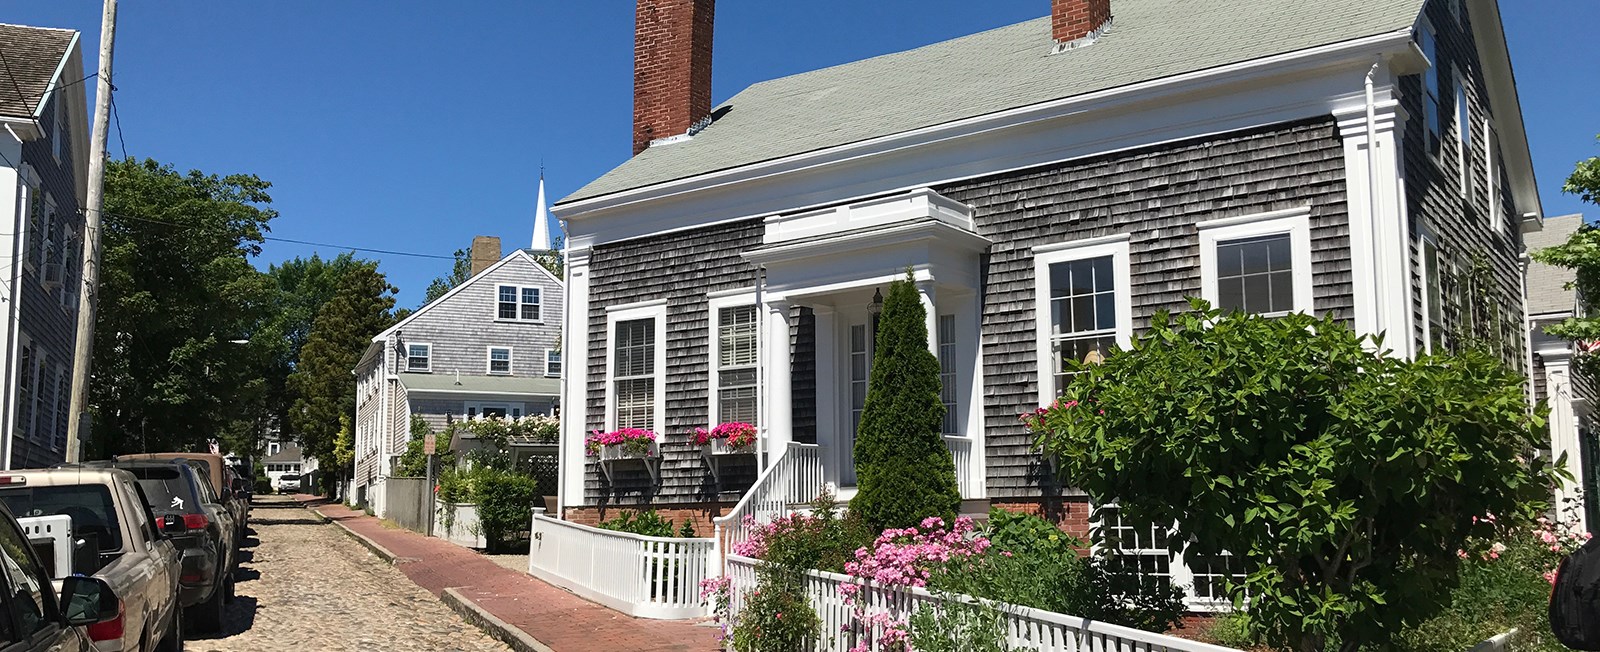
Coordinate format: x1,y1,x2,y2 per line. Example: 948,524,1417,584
497,285,541,322
406,343,432,372
545,349,562,378
488,346,513,375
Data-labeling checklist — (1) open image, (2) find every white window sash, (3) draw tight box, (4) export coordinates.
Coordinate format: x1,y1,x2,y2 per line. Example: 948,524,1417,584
1032,235,1133,405
1197,206,1315,317
487,346,513,375
1454,69,1471,197
496,285,544,322
707,292,758,428
605,302,667,432
405,343,432,372
544,349,562,378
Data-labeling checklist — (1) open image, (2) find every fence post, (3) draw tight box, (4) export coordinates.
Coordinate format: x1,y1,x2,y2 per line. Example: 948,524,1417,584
529,507,546,576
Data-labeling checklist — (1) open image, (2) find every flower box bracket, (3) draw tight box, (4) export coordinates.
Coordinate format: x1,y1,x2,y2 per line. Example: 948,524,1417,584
595,442,661,485
700,439,756,484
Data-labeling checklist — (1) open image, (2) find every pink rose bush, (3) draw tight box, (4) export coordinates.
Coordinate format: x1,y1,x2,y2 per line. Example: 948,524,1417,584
843,516,991,589
694,422,758,450
583,428,657,457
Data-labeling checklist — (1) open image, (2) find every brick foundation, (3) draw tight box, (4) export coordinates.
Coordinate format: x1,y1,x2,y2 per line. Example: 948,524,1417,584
990,496,1094,541
562,503,732,539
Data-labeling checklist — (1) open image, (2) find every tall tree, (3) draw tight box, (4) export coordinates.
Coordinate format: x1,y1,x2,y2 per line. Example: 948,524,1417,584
89,159,279,456
422,248,470,306
1530,135,1600,377
286,263,395,478
849,272,962,529
530,234,566,279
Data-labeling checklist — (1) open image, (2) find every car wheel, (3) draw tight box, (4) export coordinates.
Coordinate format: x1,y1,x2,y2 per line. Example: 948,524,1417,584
187,577,226,633
156,605,183,652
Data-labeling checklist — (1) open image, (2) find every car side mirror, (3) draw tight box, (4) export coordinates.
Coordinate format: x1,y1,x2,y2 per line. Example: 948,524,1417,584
159,515,189,535
59,576,119,626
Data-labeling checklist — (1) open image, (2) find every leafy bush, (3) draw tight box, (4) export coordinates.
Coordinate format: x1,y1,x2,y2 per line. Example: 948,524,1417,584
1027,303,1557,651
599,510,678,538
735,493,873,573
850,272,961,530
475,470,539,552
729,577,820,652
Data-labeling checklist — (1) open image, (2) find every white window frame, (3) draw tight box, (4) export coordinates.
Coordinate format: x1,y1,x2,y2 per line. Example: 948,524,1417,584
1486,119,1504,233
465,401,526,420
1419,20,1444,163
938,314,958,436
496,284,543,323
405,342,432,373
1418,229,1445,355
1454,68,1472,198
486,346,513,375
605,300,668,432
544,349,562,378
50,363,68,452
1198,207,1315,317
1095,506,1244,612
707,292,759,428
1033,235,1133,405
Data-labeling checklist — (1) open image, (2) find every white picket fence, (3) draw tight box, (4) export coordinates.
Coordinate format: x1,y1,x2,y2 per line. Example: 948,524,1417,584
527,509,714,619
713,442,824,558
726,555,1244,652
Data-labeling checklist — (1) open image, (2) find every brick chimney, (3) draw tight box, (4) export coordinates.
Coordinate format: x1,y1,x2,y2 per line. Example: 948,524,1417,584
633,0,715,155
1052,0,1111,48
469,236,501,276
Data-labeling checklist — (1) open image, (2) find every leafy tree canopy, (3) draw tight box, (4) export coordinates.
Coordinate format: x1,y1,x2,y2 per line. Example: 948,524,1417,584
422,248,470,307
1027,303,1556,652
286,262,396,475
1531,135,1600,377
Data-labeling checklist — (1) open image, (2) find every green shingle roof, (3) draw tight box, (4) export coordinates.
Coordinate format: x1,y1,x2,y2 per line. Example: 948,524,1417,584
560,0,1424,205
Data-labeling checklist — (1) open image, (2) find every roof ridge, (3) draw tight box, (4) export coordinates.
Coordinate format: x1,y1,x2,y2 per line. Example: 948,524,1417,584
0,22,78,34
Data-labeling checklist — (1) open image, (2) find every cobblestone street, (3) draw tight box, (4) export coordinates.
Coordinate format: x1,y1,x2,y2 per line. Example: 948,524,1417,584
186,496,513,652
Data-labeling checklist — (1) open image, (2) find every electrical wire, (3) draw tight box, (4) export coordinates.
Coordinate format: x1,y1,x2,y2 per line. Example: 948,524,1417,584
110,93,127,160
0,46,37,117
98,210,456,260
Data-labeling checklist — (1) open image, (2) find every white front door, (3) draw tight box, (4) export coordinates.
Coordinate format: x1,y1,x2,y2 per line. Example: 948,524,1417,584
841,314,877,487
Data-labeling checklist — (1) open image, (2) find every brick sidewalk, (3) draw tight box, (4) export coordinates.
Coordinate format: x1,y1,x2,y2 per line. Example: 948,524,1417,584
309,501,719,652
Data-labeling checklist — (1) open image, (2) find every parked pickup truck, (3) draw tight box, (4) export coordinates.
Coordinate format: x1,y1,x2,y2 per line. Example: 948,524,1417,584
0,499,126,652
0,470,183,652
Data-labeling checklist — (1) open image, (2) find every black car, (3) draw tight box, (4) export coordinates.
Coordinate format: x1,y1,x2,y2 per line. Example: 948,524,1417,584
85,460,236,632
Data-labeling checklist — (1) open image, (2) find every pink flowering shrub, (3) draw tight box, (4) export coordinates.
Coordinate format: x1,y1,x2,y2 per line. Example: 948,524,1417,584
583,428,656,457
843,516,991,589
694,422,758,449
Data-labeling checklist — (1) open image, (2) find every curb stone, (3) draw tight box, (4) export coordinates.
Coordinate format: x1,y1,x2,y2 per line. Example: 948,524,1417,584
443,587,558,652
312,506,401,564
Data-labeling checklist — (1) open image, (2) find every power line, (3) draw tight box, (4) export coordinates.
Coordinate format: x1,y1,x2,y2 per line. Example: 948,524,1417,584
98,209,456,260
4,73,98,111
0,46,37,116
109,93,127,160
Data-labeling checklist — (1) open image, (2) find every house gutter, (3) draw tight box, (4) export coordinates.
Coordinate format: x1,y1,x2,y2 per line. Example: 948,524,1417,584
1364,59,1387,340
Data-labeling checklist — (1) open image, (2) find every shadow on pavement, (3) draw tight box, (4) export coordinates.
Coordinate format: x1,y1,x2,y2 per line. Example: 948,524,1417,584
184,594,258,640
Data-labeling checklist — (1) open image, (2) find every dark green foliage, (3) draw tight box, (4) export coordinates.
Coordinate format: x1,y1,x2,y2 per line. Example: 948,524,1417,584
253,466,271,495
598,510,678,538
422,248,470,306
1029,302,1557,651
475,470,539,552
395,416,453,478
677,520,696,539
849,272,961,529
729,579,819,652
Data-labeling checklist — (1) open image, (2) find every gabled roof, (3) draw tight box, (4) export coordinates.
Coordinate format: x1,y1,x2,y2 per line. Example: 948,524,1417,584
1525,214,1584,318
560,0,1426,205
372,249,561,345
0,23,78,120
262,442,304,464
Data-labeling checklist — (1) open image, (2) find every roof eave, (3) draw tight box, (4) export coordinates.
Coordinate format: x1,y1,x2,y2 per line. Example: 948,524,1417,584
1466,0,1543,222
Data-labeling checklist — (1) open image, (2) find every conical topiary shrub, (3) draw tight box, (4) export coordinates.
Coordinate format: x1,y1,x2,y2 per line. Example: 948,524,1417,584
849,271,962,530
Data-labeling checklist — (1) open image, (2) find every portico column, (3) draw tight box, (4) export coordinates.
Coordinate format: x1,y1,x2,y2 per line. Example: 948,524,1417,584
1542,347,1588,530
917,280,938,360
764,299,794,465
1335,82,1412,356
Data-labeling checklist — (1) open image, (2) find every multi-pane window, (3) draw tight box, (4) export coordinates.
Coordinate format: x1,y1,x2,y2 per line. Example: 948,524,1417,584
937,314,957,436
488,347,512,374
37,365,57,450
613,318,656,430
1188,552,1248,603
25,191,45,271
1216,234,1295,315
1421,23,1443,158
1487,122,1504,232
406,344,431,372
497,285,541,321
1423,240,1446,353
39,203,57,278
55,370,69,452
1101,507,1173,591
1047,256,1117,392
545,350,562,378
716,305,759,425
16,344,34,439
1456,75,1472,195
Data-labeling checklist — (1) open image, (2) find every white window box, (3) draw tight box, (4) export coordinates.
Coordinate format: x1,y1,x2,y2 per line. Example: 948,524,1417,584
595,440,660,484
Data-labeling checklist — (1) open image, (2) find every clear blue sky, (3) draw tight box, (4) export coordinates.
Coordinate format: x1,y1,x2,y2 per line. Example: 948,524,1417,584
6,1,1597,307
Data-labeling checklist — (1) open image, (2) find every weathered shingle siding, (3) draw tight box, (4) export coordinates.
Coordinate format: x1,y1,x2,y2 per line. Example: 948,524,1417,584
584,219,765,504
936,117,1351,499
11,91,85,469
353,359,383,496
1400,0,1526,366
395,256,565,379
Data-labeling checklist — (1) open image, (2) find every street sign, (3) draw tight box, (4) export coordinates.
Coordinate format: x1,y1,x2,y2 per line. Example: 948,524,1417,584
424,433,436,456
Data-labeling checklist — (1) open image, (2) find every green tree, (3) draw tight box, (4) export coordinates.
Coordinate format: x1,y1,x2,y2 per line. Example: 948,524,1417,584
287,263,396,486
530,234,565,279
848,272,961,529
422,248,470,306
1027,303,1557,652
90,158,280,455
1530,136,1600,376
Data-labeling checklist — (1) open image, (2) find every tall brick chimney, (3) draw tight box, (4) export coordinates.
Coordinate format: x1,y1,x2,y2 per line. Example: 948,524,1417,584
1052,0,1111,48
633,0,715,156
469,236,501,276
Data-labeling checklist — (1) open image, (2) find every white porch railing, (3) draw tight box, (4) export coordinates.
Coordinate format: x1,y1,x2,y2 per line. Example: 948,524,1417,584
944,436,977,499
713,442,824,558
528,509,714,619
726,555,1245,652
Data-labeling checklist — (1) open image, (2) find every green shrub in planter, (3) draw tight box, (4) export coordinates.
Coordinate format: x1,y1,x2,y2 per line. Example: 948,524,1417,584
599,510,678,538
475,470,539,552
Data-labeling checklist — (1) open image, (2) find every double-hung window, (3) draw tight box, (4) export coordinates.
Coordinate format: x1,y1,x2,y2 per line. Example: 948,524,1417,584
1199,207,1314,317
16,342,34,439
406,343,431,372
497,285,541,321
711,303,759,426
1420,22,1443,160
1486,120,1504,232
1422,237,1446,354
608,303,665,432
487,346,513,375
545,349,562,378
1100,506,1246,610
1455,69,1472,196
1033,237,1132,403
938,314,958,435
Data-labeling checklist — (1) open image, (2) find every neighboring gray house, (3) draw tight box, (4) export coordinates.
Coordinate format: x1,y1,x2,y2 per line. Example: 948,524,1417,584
1525,213,1596,529
352,236,564,515
261,439,306,489
553,0,1541,608
0,23,90,469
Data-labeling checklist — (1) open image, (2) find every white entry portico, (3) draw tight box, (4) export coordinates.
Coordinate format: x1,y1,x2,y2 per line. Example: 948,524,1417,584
744,189,989,499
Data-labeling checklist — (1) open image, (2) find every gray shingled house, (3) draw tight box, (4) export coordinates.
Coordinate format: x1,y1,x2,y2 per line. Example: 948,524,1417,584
352,236,564,516
552,0,1542,607
1524,213,1597,530
0,23,90,470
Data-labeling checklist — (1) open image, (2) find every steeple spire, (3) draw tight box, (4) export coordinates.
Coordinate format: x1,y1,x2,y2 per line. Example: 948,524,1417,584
533,168,553,252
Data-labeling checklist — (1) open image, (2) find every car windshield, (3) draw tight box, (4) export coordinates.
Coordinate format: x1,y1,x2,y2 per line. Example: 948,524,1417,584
281,474,300,481
0,484,123,552
117,466,203,516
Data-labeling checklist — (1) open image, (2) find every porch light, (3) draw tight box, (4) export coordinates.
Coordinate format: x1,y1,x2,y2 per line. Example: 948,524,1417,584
868,288,884,316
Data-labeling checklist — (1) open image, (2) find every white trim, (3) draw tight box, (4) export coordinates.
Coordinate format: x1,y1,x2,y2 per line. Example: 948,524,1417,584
464,401,528,420
707,292,759,429
1197,207,1314,316
1031,232,1130,255
1032,238,1133,405
494,283,545,324
1485,118,1504,233
604,298,668,313
403,342,432,373
486,345,513,375
372,250,559,342
1464,0,1543,221
1418,229,1442,355
400,386,561,398
544,348,562,378
604,303,668,433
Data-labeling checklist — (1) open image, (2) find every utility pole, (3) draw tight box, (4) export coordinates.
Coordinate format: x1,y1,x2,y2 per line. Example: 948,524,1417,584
66,0,117,462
